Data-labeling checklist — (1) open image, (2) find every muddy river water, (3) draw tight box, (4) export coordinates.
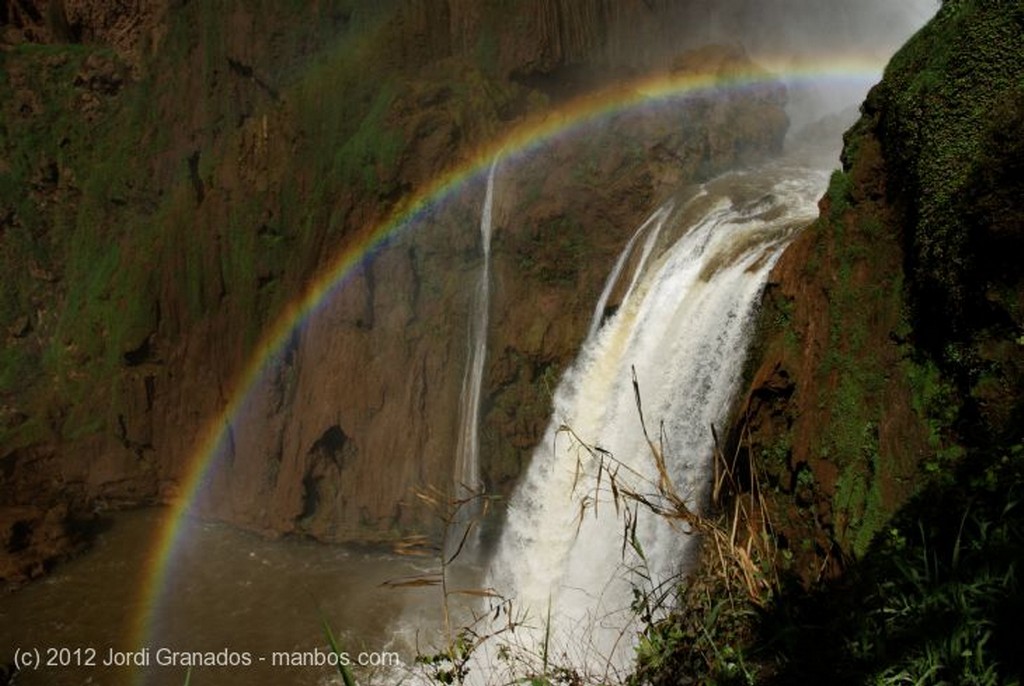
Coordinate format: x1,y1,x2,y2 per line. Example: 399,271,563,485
1,508,478,686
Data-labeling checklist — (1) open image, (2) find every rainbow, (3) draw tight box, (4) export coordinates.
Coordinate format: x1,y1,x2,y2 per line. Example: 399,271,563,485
129,54,886,672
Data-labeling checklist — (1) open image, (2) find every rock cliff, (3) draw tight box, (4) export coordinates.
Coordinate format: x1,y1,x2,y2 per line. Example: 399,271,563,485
632,5,1023,682
197,43,788,542
730,0,1023,583
1,0,788,582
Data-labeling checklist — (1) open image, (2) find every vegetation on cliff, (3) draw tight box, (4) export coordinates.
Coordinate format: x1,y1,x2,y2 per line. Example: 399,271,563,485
634,1,1023,683
1,2,424,581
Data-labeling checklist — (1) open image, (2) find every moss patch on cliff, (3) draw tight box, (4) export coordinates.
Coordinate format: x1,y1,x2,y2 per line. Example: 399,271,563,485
731,0,1024,587
735,142,928,580
0,42,152,444
873,0,1024,446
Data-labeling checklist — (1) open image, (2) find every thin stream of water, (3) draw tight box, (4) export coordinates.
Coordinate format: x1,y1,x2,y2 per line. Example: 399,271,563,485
453,160,499,519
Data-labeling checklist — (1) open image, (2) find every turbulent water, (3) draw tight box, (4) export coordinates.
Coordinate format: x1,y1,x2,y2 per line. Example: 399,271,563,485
475,160,828,682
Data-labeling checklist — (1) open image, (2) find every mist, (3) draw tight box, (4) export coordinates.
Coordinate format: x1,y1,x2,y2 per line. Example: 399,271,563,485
600,0,940,134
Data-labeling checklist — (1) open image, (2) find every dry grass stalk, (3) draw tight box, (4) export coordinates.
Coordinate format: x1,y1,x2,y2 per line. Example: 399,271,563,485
560,366,776,607
385,484,529,684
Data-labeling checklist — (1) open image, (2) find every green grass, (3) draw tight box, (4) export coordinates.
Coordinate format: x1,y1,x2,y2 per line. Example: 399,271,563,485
756,445,1024,685
320,612,358,686
826,170,853,221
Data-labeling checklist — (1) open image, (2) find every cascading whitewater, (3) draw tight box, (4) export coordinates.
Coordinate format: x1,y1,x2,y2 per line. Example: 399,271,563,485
479,162,827,681
453,160,498,521
587,203,674,341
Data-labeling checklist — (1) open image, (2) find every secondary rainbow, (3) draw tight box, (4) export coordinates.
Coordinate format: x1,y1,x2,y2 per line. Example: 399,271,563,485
129,54,886,671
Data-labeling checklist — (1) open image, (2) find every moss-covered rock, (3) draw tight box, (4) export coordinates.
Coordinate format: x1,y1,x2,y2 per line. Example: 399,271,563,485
731,0,1024,584
637,3,1024,684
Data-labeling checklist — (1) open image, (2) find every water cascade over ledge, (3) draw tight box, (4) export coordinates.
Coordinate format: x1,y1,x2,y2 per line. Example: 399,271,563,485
477,160,828,682
588,203,674,341
453,160,499,535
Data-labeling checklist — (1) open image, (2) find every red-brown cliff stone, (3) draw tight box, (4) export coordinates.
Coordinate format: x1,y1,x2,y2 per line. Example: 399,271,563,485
1,0,790,580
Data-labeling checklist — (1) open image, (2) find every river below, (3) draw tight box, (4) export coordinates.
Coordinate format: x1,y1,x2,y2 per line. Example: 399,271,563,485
1,507,477,686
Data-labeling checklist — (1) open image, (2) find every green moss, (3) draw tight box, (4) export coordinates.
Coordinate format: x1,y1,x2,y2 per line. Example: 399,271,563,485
761,435,792,488
798,172,921,558
0,346,34,395
879,1,1024,366
826,170,853,220
332,85,405,195
0,416,55,456
474,27,501,77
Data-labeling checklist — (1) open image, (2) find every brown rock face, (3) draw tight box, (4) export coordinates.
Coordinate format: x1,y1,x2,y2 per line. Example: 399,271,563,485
728,125,932,583
0,502,91,588
191,49,789,542
405,0,682,79
1,0,167,69
1,0,789,579
727,1,1024,585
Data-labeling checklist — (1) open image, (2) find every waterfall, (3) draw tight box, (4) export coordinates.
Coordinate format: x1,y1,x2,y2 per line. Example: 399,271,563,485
587,203,673,340
478,162,827,682
452,159,498,536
